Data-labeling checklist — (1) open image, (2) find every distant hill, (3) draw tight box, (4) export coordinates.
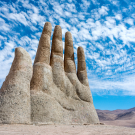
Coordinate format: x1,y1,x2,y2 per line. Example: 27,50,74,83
96,107,135,128
96,110,115,121
115,111,135,120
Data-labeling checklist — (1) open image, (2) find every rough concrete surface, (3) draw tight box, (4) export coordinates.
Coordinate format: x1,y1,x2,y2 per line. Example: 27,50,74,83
30,22,99,124
0,22,99,125
0,47,32,124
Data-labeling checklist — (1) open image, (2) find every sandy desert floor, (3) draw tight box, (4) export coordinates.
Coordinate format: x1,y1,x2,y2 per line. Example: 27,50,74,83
0,124,135,135
101,118,135,128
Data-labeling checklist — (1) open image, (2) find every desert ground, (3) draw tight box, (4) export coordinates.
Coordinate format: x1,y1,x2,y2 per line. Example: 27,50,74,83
0,124,135,135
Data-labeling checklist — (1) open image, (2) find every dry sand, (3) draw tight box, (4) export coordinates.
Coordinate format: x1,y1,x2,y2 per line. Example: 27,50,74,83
0,124,135,135
101,118,135,128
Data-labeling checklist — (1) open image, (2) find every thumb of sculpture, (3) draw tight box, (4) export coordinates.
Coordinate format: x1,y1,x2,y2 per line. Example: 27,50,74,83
0,47,32,124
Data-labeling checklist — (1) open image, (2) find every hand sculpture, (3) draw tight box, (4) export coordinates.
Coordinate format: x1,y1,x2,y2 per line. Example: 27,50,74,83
30,22,99,124
0,22,99,124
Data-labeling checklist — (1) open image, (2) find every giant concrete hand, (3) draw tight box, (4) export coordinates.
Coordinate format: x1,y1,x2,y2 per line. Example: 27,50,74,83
30,22,99,124
0,22,99,124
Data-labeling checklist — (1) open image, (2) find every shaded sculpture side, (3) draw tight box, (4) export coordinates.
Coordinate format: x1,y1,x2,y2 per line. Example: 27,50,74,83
0,47,32,124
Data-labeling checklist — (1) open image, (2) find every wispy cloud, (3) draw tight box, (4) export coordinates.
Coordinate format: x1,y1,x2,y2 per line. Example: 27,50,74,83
89,73,135,96
0,0,135,96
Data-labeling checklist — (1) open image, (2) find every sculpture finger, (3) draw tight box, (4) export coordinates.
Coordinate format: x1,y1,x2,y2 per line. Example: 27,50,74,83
31,22,52,91
77,47,89,86
0,47,32,124
50,26,65,92
34,22,52,64
50,25,63,66
64,32,76,73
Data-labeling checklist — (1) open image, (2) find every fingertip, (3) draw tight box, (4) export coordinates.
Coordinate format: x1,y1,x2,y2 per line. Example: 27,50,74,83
53,25,62,41
15,47,29,59
77,46,85,61
65,31,72,40
64,31,74,58
77,46,83,52
65,31,73,47
42,22,52,37
51,25,63,56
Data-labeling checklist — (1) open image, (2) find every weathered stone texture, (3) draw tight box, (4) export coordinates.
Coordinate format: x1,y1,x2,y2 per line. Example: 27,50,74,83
30,22,99,124
77,47,89,86
64,32,76,73
34,22,52,65
0,47,32,124
0,22,99,125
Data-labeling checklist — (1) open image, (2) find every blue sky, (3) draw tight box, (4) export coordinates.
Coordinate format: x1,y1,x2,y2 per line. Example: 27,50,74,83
0,0,135,110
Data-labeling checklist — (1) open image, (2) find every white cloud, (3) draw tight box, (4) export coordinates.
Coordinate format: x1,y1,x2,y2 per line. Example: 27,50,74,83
21,0,32,9
91,9,101,20
0,41,16,87
64,3,77,13
68,0,72,2
70,18,79,24
0,0,135,96
0,18,10,31
99,6,109,16
124,18,134,25
53,2,64,16
65,11,72,17
80,0,90,11
95,43,104,50
89,74,135,95
87,52,100,60
9,12,28,26
91,0,98,5
115,14,122,20
78,13,85,20
108,0,119,6
0,35,6,41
